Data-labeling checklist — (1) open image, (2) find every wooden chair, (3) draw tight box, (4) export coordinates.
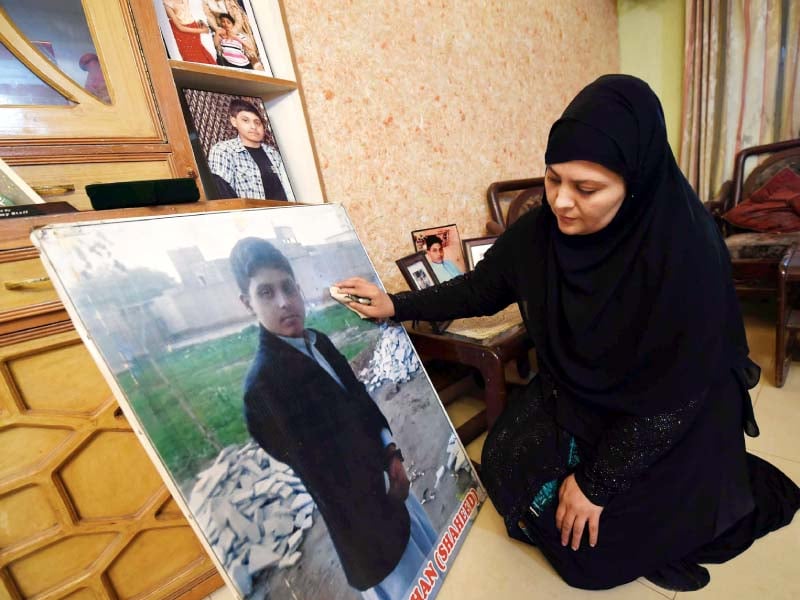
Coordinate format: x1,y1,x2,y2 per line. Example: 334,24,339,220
486,177,545,234
705,138,800,386
483,178,543,401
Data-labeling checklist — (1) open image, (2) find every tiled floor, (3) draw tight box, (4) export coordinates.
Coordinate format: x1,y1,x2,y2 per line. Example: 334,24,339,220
202,300,800,599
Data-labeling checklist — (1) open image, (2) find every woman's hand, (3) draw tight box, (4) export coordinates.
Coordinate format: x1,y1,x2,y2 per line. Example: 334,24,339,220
555,474,604,550
334,277,395,320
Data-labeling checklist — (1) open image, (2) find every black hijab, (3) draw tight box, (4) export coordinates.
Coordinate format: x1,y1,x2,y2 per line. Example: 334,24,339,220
530,75,750,426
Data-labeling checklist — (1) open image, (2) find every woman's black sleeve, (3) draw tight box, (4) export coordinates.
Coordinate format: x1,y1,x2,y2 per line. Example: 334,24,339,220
390,217,529,323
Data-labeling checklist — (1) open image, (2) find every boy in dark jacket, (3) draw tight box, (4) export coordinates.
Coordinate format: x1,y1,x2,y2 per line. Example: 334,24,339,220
230,237,436,598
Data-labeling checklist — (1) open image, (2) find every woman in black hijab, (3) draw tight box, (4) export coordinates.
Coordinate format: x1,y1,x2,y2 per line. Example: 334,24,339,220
337,75,800,590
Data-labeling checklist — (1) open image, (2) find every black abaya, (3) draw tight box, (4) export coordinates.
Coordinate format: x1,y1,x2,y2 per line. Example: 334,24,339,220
389,75,800,588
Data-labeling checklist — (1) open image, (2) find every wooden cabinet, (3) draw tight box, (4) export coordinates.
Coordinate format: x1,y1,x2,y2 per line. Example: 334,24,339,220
0,0,199,200
0,330,216,599
0,0,162,142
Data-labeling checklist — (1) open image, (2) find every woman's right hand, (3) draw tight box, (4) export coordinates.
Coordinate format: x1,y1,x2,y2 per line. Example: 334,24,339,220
334,277,395,320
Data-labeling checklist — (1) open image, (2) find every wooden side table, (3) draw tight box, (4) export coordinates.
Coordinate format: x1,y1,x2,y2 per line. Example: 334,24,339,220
776,244,800,387
407,318,533,445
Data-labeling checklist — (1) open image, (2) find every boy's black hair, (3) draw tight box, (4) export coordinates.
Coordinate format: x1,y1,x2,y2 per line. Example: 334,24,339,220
424,234,443,249
218,12,235,24
230,237,294,294
228,98,262,119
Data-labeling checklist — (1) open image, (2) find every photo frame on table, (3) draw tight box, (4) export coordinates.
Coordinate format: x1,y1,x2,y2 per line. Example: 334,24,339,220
396,250,438,291
32,204,484,600
410,223,466,283
154,0,273,75
395,251,452,334
180,88,295,202
462,236,498,271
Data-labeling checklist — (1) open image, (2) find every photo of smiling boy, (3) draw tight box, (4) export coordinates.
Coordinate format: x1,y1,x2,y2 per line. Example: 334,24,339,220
207,99,293,201
230,237,437,599
424,235,462,283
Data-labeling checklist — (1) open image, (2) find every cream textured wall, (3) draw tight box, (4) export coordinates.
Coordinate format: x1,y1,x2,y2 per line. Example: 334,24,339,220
618,0,685,152
283,1,619,290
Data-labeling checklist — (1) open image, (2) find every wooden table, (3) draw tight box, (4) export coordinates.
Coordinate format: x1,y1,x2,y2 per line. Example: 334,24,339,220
407,317,533,445
777,244,800,386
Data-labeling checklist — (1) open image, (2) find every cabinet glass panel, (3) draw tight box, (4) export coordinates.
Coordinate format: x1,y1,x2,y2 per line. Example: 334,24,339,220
0,42,71,105
0,0,110,104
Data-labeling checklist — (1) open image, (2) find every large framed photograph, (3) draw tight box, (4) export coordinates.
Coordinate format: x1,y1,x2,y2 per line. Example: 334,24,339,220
410,224,466,283
33,204,484,600
181,88,295,202
462,236,498,271
154,0,272,74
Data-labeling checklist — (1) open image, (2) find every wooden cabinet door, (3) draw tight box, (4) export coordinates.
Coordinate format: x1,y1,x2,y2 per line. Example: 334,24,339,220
0,0,164,143
0,328,220,599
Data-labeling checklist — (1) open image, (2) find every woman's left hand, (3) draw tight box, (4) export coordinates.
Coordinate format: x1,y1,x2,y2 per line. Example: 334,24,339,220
555,474,604,550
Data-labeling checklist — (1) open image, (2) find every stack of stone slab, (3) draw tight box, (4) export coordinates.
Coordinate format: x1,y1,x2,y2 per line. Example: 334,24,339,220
188,441,314,595
359,324,421,392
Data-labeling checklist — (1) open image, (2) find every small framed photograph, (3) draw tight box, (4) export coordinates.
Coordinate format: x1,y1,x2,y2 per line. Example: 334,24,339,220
395,251,451,334
396,251,437,291
462,236,498,271
181,88,295,201
154,0,273,75
410,223,466,282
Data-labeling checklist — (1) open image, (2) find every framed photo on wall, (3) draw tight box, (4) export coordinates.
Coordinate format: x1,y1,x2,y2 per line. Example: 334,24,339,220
462,236,498,271
410,224,466,283
181,88,295,202
154,0,272,74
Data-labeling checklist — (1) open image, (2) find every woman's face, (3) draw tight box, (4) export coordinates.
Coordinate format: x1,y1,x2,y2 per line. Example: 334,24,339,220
544,160,626,235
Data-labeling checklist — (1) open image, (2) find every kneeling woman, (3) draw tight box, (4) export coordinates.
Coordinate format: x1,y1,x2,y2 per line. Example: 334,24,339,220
337,75,800,591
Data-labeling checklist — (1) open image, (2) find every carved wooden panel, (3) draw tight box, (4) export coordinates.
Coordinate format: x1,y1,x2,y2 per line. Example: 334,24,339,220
0,329,219,599
0,251,59,317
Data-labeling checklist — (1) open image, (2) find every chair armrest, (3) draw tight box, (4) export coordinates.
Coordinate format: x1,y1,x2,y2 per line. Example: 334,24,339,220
704,180,733,234
705,180,733,215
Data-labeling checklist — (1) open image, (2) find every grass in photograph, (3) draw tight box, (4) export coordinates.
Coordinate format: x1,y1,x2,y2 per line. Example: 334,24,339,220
115,303,379,484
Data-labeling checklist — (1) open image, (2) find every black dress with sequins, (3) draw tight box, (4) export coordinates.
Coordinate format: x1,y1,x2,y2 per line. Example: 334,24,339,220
390,211,800,590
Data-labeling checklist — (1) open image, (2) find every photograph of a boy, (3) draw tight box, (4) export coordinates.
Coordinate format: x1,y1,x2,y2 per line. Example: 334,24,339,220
424,235,463,282
207,99,293,201
203,0,265,70
230,237,437,599
212,12,258,70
